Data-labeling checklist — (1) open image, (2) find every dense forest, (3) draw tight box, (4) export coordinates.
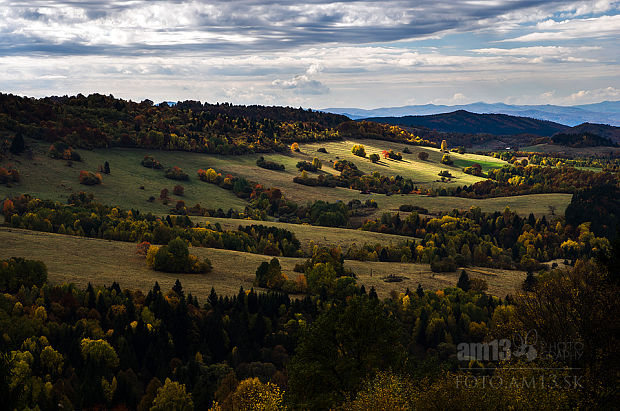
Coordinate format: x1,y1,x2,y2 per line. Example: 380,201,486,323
1,241,618,409
0,93,434,155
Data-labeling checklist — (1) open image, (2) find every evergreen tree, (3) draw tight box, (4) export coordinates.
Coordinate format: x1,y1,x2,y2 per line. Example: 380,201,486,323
457,270,471,291
9,133,25,154
104,161,110,174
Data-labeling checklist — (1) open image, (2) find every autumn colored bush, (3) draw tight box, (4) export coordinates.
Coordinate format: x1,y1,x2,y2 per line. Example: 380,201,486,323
165,166,189,181
0,165,20,185
351,144,366,157
49,141,81,161
141,155,163,169
79,170,102,185
146,238,212,274
173,185,184,196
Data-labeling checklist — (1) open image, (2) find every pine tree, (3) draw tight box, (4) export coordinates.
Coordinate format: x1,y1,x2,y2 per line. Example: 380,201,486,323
104,161,110,174
9,133,25,154
457,270,471,291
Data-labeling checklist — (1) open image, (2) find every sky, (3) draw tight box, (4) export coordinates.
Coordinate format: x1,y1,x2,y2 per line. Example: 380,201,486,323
0,0,619,109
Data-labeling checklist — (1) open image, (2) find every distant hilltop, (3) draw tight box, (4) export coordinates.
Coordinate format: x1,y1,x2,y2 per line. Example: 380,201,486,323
322,101,620,127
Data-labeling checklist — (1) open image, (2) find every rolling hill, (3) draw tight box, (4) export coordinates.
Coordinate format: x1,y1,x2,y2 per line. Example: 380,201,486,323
364,110,569,137
323,101,620,126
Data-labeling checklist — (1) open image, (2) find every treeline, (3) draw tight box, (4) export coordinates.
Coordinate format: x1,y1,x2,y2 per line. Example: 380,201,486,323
0,93,433,156
359,206,611,270
1,251,618,409
1,193,302,258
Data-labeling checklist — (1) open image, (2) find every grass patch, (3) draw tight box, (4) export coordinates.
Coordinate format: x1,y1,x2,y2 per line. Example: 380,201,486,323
0,227,527,298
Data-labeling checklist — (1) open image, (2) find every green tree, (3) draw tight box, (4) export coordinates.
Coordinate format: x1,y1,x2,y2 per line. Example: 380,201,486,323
289,296,405,409
230,377,284,410
150,378,193,411
457,270,470,291
369,153,380,163
9,133,25,154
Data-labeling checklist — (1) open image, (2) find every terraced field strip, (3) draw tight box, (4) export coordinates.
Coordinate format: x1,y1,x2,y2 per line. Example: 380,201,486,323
0,227,527,298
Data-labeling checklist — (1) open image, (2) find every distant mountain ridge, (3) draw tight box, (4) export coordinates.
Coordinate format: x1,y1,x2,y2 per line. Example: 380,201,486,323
322,101,620,126
364,110,570,137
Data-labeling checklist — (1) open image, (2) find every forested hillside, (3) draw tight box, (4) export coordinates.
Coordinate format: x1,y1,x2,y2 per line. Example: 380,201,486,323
0,93,435,155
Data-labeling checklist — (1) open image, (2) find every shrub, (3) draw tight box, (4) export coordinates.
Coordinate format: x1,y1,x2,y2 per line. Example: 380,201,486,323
165,166,189,181
160,188,169,199
317,147,328,153
311,157,322,170
291,142,300,152
141,155,163,169
369,153,380,163
403,147,412,154
9,133,25,154
256,157,285,171
0,257,47,293
383,150,402,160
296,161,318,172
49,142,81,161
0,165,19,185
333,159,357,172
197,168,219,183
79,171,102,185
136,241,151,256
351,144,366,157
463,164,484,176
173,185,184,196
438,170,454,178
441,154,453,165
418,152,429,161
255,258,287,289
431,257,457,273
147,238,211,273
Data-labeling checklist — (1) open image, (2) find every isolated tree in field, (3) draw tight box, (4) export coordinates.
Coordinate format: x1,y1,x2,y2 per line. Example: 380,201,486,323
369,153,380,163
291,142,300,152
418,152,429,161
79,171,102,185
441,140,448,152
441,154,453,165
173,185,184,196
103,161,110,174
457,270,470,291
352,144,366,157
312,157,322,170
9,133,25,154
160,188,169,200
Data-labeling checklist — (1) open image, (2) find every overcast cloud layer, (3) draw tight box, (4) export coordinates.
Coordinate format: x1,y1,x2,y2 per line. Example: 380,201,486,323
1,0,619,108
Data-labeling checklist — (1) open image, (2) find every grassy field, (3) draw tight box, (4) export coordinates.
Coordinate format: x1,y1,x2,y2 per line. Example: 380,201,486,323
0,139,570,217
296,138,507,187
0,140,247,214
0,227,526,298
192,216,417,253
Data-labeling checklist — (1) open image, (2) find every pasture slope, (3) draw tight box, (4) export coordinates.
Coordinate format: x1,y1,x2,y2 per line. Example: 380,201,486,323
0,139,571,217
0,227,526,298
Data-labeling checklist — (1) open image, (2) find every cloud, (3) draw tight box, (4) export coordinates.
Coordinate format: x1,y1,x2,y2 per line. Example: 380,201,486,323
272,63,329,95
501,14,620,41
566,86,620,103
432,93,469,105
